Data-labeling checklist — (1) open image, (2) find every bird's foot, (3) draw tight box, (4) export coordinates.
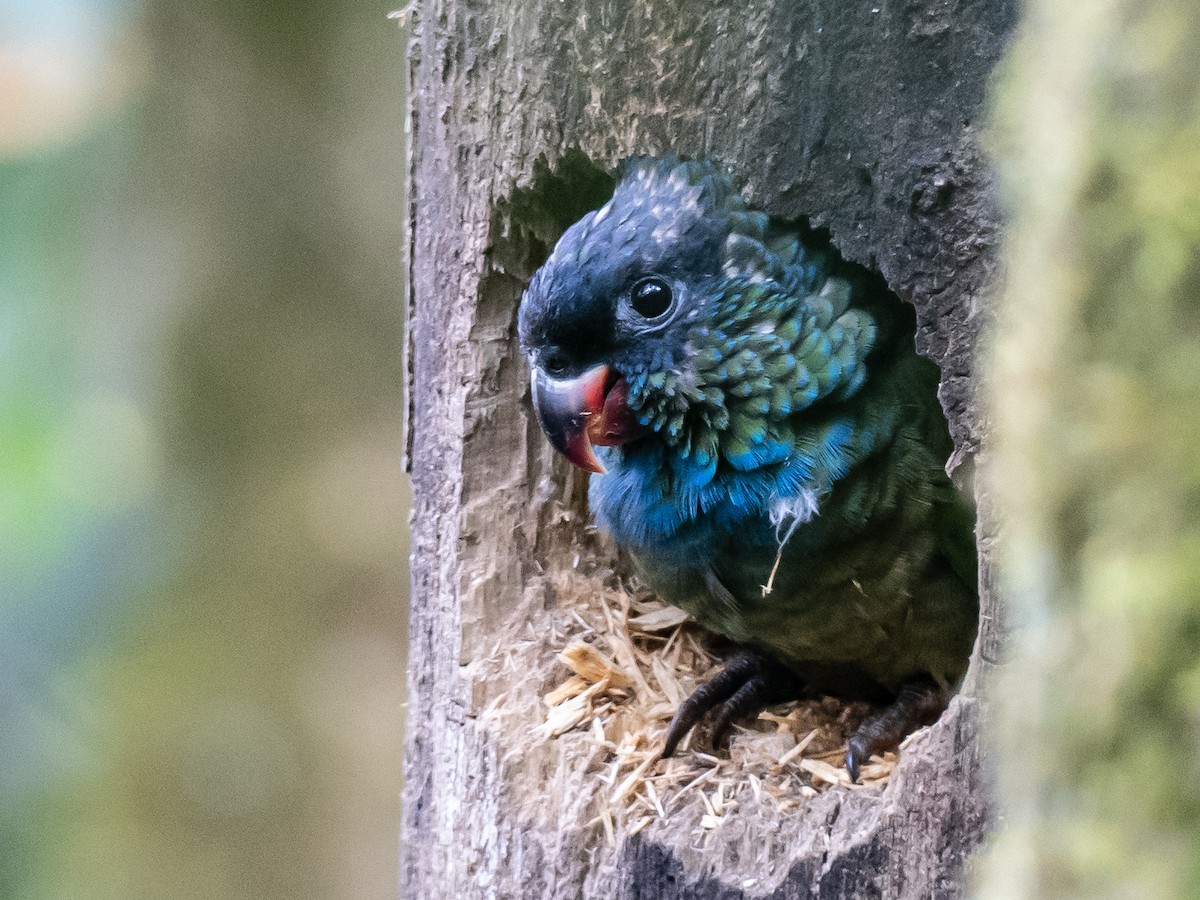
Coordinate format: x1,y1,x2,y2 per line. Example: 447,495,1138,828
660,650,804,758
845,678,948,782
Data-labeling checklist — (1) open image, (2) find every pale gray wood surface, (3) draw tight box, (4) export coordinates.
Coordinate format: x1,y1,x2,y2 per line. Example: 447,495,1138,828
401,1,1016,896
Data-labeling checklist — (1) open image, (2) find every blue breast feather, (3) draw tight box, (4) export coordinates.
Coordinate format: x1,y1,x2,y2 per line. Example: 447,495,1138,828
589,412,888,570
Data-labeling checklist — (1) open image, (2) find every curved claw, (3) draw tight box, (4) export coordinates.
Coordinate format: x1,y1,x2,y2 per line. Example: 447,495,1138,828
845,738,868,784
660,650,804,759
844,678,948,782
661,654,759,757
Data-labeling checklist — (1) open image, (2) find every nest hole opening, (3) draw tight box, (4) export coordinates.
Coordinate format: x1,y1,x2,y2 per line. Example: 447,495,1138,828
484,149,978,846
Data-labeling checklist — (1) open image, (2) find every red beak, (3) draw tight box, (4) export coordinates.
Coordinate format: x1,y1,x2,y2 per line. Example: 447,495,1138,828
530,364,645,474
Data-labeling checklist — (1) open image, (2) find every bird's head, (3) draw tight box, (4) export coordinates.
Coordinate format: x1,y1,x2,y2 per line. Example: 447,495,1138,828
519,156,848,479
518,156,742,473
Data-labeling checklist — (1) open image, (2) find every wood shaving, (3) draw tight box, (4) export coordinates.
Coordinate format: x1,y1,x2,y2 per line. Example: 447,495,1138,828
558,640,632,688
538,570,900,840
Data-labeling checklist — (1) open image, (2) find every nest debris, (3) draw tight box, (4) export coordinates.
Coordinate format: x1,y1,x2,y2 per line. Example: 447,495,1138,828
538,570,900,844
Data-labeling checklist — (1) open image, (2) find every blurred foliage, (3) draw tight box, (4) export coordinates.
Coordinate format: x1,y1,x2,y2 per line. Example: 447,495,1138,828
0,1,410,898
983,0,1200,896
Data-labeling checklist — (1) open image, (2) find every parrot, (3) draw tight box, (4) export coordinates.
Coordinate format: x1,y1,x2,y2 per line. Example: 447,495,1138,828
517,156,978,780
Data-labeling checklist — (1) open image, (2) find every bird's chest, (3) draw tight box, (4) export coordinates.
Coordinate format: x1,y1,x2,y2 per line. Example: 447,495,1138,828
589,460,824,622
590,457,914,670
588,449,778,572
626,525,884,674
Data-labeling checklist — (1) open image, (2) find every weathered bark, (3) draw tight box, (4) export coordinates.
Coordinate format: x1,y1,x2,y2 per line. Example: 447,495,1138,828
979,1,1200,896
401,1,1016,897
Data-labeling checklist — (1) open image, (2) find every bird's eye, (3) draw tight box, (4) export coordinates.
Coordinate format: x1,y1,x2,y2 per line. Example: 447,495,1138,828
630,277,673,319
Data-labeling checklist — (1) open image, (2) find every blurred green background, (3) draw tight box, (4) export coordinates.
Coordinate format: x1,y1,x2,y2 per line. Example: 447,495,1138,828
0,1,410,898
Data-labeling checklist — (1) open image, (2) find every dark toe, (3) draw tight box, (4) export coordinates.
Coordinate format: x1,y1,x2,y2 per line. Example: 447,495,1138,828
843,678,948,780
661,652,763,757
660,649,803,758
710,677,767,749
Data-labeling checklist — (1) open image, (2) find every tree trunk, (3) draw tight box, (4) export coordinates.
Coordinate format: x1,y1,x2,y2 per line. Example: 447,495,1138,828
401,1,1016,896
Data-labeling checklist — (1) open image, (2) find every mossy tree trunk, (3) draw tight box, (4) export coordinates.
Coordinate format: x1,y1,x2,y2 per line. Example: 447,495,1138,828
401,1,1016,896
981,0,1200,896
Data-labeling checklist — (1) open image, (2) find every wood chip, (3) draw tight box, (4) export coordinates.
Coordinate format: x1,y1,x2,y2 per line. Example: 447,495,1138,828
645,780,666,818
774,727,821,770
711,783,726,815
559,640,631,688
611,754,657,804
543,674,588,707
799,757,852,787
601,808,615,847
627,604,691,632
648,653,686,707
628,815,654,837
541,677,609,738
